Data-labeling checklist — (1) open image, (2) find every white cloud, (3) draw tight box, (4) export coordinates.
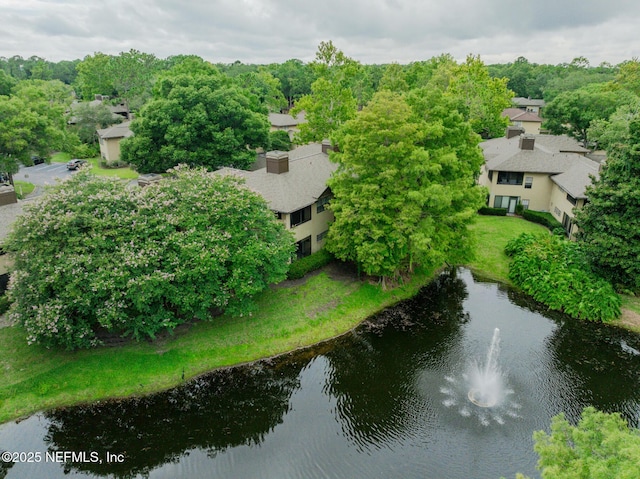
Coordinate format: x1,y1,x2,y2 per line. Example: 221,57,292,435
1,0,639,65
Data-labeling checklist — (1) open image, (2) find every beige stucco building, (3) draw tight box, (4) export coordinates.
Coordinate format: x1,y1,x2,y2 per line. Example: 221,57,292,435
479,131,599,238
268,112,306,141
502,108,543,135
97,121,133,165
216,142,335,258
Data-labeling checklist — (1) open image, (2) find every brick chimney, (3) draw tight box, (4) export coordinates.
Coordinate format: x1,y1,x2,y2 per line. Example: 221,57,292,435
519,136,535,150
266,151,289,174
506,126,525,139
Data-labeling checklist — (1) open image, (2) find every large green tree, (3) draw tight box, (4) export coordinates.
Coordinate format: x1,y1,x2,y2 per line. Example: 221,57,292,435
574,118,640,292
326,90,485,284
515,407,640,479
543,83,631,146
0,81,70,177
291,41,362,143
5,166,294,350
121,60,270,173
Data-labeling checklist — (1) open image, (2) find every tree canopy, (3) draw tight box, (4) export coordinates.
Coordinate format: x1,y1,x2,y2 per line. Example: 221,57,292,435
543,83,632,146
574,118,640,292
524,407,640,479
4,166,294,350
120,60,270,173
326,90,485,283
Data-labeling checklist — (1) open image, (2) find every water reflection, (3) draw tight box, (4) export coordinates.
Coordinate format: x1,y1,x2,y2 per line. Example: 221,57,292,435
43,361,305,477
324,269,470,449
1,268,639,479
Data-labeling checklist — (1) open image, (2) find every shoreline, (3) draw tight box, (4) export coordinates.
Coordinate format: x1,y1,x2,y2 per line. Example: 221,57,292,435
1,215,638,425
0,263,440,425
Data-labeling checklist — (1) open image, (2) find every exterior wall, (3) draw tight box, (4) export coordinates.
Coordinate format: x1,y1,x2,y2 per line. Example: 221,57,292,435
486,171,554,212
549,183,584,240
513,120,541,135
281,201,333,254
98,137,124,164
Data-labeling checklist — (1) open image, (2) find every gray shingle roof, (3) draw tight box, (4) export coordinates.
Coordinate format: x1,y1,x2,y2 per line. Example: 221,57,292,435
551,159,599,199
215,143,336,213
481,134,589,174
97,121,133,140
512,97,546,108
481,134,599,198
268,112,306,128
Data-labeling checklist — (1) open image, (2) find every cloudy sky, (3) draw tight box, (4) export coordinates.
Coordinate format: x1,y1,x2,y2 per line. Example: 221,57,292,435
2,0,639,66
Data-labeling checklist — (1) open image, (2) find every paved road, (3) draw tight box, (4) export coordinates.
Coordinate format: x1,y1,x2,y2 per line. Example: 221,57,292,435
13,162,76,193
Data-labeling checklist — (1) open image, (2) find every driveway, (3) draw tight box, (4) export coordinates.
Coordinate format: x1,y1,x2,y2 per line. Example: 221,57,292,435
13,162,75,195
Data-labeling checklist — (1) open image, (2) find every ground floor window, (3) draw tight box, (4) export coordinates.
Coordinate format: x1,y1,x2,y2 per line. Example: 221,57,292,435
520,199,530,210
493,195,520,213
295,236,312,259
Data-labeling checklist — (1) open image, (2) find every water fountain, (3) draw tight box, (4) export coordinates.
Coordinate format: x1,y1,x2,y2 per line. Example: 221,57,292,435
468,328,503,408
441,327,519,425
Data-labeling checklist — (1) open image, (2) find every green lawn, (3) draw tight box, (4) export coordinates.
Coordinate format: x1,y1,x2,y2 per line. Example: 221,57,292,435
12,180,35,199
51,153,138,180
0,267,436,424
467,215,548,284
0,214,632,424
86,157,139,179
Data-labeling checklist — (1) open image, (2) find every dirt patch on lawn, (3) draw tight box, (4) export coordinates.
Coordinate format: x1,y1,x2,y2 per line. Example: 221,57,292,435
618,307,640,332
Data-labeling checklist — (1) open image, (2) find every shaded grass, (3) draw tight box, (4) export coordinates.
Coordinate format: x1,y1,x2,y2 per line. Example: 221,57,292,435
87,157,139,179
622,295,640,315
12,180,35,199
467,215,548,284
0,268,435,424
50,152,71,163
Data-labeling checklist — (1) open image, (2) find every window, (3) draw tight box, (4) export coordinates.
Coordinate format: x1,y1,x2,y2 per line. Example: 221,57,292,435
566,193,577,206
275,211,283,220
290,206,311,227
497,171,524,185
524,177,533,189
316,196,331,214
317,230,328,243
295,236,312,259
521,199,530,210
493,196,510,209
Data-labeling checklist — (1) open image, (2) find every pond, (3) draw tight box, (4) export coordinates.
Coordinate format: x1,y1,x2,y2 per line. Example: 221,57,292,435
1,268,640,479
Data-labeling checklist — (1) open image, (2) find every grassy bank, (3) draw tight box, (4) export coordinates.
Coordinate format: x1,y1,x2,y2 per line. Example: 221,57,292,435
0,267,436,424
466,215,548,284
1,214,636,424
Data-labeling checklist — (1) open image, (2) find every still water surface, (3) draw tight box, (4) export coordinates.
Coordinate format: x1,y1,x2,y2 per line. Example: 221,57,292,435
1,268,640,479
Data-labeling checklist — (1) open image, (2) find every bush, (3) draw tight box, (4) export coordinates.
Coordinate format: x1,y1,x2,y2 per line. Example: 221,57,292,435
478,206,507,216
0,294,9,315
287,249,334,280
505,233,621,322
268,130,292,151
522,209,563,231
4,166,295,350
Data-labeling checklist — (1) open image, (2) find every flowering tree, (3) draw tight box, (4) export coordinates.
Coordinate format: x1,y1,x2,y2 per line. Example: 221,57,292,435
5,166,294,350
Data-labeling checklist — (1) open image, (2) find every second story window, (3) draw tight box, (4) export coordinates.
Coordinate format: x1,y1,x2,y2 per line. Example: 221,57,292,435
524,177,533,189
316,196,331,214
290,205,311,228
497,171,524,185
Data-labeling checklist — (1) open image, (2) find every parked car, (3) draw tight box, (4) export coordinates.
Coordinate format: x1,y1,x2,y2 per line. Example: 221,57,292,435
67,159,87,170
30,155,46,165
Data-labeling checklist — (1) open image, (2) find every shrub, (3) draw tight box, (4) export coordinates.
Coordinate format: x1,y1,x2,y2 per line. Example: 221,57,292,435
4,166,295,350
505,233,621,322
478,206,507,216
522,209,563,231
0,294,9,315
286,249,334,280
268,130,292,151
